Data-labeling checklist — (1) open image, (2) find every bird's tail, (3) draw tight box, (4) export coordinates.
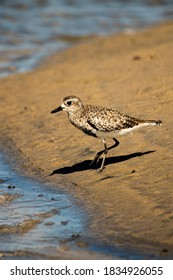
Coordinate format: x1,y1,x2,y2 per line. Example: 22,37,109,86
141,119,162,126
154,120,162,126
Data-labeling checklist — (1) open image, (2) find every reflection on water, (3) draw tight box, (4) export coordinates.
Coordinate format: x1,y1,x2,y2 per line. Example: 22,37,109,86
0,0,173,77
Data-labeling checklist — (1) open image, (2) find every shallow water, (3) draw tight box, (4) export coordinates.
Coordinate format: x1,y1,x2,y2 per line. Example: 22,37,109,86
0,0,173,77
0,153,86,259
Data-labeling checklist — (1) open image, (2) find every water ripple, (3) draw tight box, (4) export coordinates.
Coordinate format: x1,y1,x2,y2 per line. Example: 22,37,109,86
0,0,173,77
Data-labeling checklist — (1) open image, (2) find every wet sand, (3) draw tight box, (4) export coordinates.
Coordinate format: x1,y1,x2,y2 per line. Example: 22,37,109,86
0,22,173,259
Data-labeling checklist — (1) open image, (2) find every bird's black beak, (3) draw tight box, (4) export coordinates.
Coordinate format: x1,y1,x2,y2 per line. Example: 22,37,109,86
51,106,63,114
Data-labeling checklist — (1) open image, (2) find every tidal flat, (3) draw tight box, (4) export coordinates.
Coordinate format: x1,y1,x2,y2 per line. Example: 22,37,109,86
0,22,173,259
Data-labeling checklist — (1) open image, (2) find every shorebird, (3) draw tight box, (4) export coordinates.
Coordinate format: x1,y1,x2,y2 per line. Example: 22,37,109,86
51,96,161,172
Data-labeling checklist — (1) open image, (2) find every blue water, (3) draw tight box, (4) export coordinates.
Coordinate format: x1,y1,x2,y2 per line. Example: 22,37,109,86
0,0,173,77
0,153,85,259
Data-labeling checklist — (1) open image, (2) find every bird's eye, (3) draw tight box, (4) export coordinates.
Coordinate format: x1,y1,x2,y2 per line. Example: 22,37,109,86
66,101,72,106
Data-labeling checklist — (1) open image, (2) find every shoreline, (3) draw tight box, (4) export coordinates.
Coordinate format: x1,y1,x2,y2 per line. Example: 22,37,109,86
0,21,173,259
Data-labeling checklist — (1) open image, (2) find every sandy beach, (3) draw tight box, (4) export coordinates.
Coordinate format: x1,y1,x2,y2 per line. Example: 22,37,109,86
0,21,173,258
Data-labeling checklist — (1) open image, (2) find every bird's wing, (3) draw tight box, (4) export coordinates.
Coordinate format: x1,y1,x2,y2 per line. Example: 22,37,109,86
86,106,139,133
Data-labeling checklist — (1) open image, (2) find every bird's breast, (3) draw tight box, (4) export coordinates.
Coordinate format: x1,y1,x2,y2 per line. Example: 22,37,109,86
68,113,97,138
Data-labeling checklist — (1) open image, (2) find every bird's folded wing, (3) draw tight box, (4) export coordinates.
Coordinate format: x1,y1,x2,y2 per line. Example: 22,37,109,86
87,110,139,133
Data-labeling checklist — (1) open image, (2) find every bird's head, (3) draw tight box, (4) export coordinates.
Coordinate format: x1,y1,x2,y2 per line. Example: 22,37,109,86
51,96,84,115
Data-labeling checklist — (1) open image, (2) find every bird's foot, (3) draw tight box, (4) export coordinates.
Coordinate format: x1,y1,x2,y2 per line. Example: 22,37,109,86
97,166,105,173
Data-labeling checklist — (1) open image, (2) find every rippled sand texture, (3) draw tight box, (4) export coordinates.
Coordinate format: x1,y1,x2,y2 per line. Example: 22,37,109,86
0,22,173,258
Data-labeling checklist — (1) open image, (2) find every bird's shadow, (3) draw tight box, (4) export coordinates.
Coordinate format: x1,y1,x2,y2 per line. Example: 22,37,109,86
49,150,155,176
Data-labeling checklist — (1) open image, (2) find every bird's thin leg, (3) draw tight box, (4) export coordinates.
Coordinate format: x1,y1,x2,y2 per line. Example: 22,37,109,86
99,139,108,172
90,138,119,166
90,149,104,166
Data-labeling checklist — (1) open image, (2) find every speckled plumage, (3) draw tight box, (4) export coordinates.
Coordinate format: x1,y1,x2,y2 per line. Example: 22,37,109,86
51,96,162,171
